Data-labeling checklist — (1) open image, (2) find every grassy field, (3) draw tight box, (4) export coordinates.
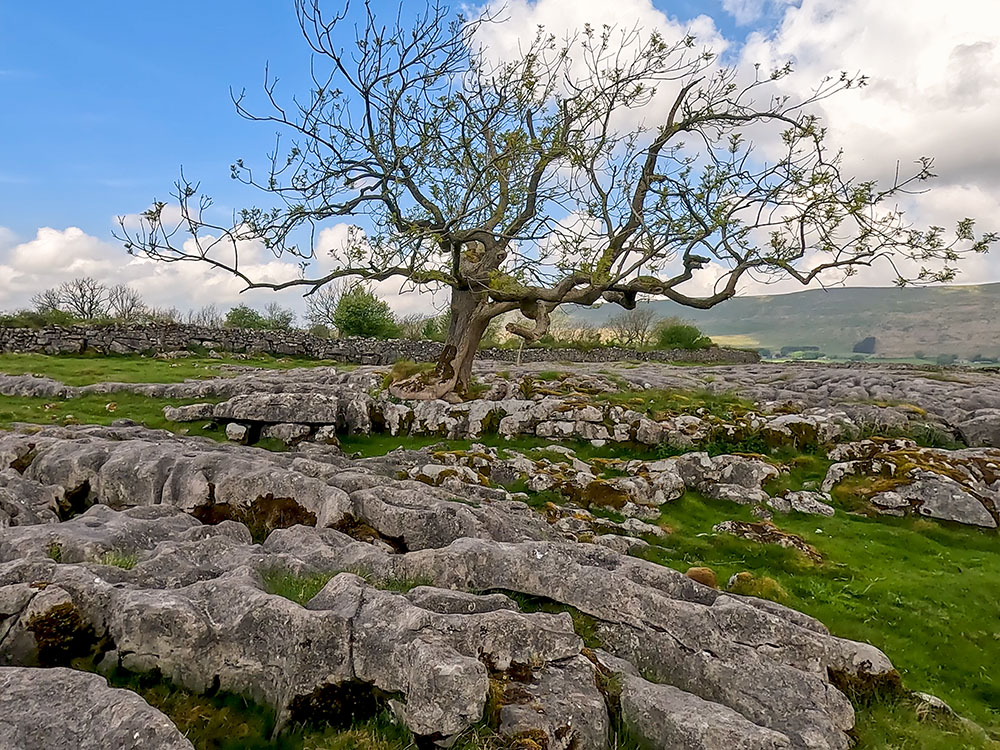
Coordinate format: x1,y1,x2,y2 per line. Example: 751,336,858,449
0,392,221,434
639,491,999,742
0,352,332,386
1,352,998,748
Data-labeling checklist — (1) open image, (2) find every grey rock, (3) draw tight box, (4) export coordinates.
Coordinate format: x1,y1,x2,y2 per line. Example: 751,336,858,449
620,672,792,749
499,655,609,750
891,474,996,528
957,409,1000,448
262,422,311,445
225,422,249,443
213,392,344,424
0,469,61,527
0,666,193,749
768,491,836,517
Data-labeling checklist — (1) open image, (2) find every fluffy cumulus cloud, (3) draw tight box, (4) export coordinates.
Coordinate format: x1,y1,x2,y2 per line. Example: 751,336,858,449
0,223,448,320
0,226,313,317
738,0,1000,288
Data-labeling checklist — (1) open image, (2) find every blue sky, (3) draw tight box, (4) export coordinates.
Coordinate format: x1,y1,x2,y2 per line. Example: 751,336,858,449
0,0,764,241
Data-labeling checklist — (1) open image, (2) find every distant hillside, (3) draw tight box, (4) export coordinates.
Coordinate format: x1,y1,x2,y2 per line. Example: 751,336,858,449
565,283,1000,360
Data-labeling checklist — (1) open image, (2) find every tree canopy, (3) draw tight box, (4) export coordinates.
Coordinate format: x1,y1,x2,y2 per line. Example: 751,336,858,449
118,0,995,399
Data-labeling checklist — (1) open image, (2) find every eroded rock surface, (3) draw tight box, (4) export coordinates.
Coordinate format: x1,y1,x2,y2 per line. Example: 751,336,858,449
0,424,900,750
0,666,194,749
822,438,999,528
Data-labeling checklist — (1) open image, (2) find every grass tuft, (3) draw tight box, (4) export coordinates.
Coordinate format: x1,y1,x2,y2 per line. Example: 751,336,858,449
98,551,138,569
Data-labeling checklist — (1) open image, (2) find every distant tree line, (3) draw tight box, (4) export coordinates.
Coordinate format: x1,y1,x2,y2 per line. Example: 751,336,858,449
2,277,715,351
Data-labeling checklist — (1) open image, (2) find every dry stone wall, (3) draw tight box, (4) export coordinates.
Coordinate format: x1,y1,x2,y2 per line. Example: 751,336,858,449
0,323,759,365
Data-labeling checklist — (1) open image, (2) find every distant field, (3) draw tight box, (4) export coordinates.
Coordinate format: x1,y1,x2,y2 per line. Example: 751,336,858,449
567,282,1000,359
0,352,329,386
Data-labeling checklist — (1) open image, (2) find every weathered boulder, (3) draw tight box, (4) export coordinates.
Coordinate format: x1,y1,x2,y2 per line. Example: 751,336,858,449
821,440,999,527
620,672,793,749
768,491,836,517
957,409,1000,448
0,666,193,749
498,655,609,750
0,469,61,527
212,392,345,424
672,453,780,491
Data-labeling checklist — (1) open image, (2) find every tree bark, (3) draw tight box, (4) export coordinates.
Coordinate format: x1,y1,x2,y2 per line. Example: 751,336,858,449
389,287,491,401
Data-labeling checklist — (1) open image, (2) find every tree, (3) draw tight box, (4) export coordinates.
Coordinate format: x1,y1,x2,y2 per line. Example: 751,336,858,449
224,304,267,329
333,285,399,338
119,1,996,399
304,282,345,330
31,288,63,315
263,302,296,330
187,304,223,327
58,277,108,320
107,284,147,322
606,308,658,348
144,306,182,324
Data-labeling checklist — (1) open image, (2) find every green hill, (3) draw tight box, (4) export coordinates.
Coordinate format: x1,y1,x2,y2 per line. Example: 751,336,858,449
566,283,1000,360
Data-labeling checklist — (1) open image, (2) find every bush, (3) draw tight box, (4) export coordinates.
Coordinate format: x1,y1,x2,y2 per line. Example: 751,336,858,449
0,308,78,328
655,320,712,350
421,312,450,342
262,302,295,330
333,286,399,338
224,304,268,329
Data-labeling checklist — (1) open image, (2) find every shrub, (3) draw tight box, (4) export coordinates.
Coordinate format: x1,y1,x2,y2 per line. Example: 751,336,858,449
0,308,78,328
655,320,712,350
224,304,268,329
262,302,295,330
187,304,223,327
304,282,344,331
333,286,399,338
421,312,450,342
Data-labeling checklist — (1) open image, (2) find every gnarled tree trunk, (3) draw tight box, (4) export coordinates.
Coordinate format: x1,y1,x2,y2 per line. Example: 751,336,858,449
389,288,492,402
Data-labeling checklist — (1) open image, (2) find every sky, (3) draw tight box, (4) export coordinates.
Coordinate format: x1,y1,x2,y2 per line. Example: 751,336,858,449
1,0,998,318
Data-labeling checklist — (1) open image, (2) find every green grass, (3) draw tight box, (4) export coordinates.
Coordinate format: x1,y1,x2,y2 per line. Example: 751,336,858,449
853,697,997,749
629,490,999,740
762,453,832,495
261,568,433,605
534,370,569,381
0,392,223,435
338,433,658,463
98,551,139,569
596,387,755,419
0,352,331,386
261,570,337,605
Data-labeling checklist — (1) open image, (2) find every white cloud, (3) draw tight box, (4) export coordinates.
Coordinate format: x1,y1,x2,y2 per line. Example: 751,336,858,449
0,226,442,319
735,0,1000,286
478,0,725,53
